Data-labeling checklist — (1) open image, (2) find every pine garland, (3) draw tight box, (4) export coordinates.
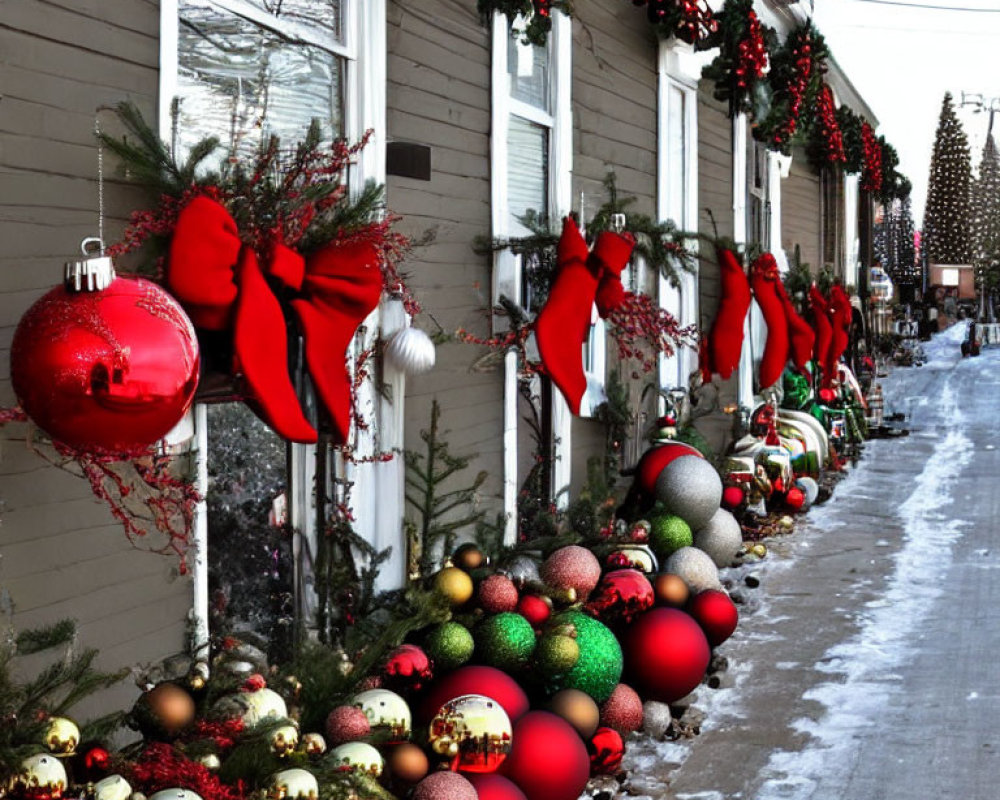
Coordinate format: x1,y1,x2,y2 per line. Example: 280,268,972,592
806,83,846,171
478,0,571,46
699,0,776,119
860,121,883,195
836,106,864,175
632,0,718,45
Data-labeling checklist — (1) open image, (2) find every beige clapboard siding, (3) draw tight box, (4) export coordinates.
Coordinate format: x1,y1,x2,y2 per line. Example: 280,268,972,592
387,0,505,516
0,0,189,718
782,147,822,275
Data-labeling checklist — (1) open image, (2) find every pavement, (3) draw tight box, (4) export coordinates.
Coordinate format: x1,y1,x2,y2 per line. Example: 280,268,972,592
613,324,1000,800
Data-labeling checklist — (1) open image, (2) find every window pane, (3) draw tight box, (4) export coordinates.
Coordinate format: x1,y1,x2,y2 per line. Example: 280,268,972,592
508,115,549,232
666,85,686,225
507,34,550,112
178,0,345,159
238,0,344,43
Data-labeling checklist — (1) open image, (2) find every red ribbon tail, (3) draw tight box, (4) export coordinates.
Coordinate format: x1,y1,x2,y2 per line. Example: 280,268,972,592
233,249,317,444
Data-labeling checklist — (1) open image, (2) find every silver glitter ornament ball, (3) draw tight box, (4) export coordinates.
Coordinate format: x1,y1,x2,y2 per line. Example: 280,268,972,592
693,508,743,568
654,455,722,531
663,546,721,594
641,700,672,739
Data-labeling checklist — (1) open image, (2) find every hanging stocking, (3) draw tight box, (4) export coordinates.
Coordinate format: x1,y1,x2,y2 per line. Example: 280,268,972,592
808,284,834,388
775,279,815,371
704,247,752,381
827,284,852,381
749,253,789,390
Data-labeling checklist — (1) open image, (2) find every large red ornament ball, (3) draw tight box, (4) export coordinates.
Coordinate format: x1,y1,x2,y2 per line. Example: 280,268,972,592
540,546,602,601
420,666,529,724
624,608,711,703
636,442,702,494
383,644,433,692
10,276,199,453
467,773,528,800
688,590,739,647
599,683,643,734
412,771,477,800
585,569,654,627
500,711,590,800
479,574,520,614
516,594,551,628
587,726,625,775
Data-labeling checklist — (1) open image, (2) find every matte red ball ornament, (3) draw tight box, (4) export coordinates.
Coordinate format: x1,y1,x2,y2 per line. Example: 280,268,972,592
636,442,702,494
500,711,590,800
10,266,199,454
624,608,711,703
721,485,745,510
420,666,529,724
587,726,625,775
479,574,520,614
325,705,371,745
599,683,643,734
467,773,529,800
688,589,739,647
585,569,654,627
516,594,551,627
383,644,433,692
785,486,806,511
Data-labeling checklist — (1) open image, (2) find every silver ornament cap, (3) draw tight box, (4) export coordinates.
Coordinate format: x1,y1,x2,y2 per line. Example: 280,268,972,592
64,237,115,292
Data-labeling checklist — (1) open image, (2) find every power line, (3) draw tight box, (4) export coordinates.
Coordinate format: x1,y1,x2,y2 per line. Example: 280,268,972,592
849,0,1000,11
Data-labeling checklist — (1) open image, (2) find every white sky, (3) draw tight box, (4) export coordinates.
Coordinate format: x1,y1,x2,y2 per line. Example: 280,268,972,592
813,0,1000,224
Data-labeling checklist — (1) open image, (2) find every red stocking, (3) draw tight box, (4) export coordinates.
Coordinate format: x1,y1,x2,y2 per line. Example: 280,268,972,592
750,253,789,390
775,280,815,371
827,285,852,378
706,248,752,380
808,285,834,388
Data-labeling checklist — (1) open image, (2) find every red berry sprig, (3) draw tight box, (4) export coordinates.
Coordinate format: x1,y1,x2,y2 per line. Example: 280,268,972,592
634,0,718,44
733,10,769,92
861,121,883,193
814,84,846,164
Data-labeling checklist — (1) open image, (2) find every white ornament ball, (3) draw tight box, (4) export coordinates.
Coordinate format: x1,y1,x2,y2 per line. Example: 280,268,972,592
265,768,319,800
328,741,384,777
693,508,743,568
215,687,288,728
663,546,722,593
641,700,672,738
94,775,132,800
149,790,203,800
654,455,723,530
384,327,436,375
795,476,819,507
14,755,67,797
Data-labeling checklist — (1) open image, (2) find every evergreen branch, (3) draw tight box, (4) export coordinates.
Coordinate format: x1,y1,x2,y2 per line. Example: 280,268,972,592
15,621,75,655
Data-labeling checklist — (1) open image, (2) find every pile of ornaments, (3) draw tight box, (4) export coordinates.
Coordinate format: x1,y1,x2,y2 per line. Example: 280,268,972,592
5,441,743,800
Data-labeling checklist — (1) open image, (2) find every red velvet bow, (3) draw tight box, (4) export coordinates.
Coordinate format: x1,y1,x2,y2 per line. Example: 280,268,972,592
168,195,382,444
535,217,635,414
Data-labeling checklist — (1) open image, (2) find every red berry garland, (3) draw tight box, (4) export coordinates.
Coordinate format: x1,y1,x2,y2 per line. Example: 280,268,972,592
811,84,846,166
702,0,774,118
632,0,718,44
861,122,883,194
734,10,769,92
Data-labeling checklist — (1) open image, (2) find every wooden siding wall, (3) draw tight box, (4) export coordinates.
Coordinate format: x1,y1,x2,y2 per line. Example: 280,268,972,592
782,147,822,275
385,2,505,518
569,4,659,491
0,1,190,719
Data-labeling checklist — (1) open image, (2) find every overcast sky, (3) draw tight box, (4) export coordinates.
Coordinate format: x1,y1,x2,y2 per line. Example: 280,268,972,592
813,0,1000,224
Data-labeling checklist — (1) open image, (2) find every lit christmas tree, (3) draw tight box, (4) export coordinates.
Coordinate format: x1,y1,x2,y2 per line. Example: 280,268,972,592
972,134,1000,316
923,92,972,265
875,181,917,287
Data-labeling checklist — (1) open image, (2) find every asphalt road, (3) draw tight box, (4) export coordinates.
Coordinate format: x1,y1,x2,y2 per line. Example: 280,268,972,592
619,323,1000,800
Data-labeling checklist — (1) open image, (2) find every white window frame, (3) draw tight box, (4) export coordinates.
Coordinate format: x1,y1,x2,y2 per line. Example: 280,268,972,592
657,41,700,397
843,171,860,290
159,0,396,646
491,11,572,542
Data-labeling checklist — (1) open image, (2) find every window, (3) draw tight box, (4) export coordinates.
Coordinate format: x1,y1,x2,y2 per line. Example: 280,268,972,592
821,166,844,271
161,0,389,648
747,140,770,250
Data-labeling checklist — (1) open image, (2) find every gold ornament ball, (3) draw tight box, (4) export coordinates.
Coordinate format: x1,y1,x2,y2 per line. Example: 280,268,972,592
301,732,327,756
653,573,690,608
547,688,600,739
269,724,300,756
12,754,67,799
265,768,319,800
42,716,80,756
751,543,767,558
452,543,485,572
387,743,429,783
329,742,384,777
143,683,196,736
93,775,132,800
434,567,474,606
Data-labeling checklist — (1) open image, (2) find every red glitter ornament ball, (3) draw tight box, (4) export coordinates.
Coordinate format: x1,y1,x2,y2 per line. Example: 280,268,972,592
587,726,625,775
585,570,654,627
688,589,739,647
540,545,602,601
636,442,702,494
624,608,711,703
479,574,520,614
466,773,528,800
500,711,590,800
412,771,478,800
721,485,745,510
420,666,530,724
516,594,551,627
325,705,371,745
599,683,643,734
10,275,199,453
383,644,433,692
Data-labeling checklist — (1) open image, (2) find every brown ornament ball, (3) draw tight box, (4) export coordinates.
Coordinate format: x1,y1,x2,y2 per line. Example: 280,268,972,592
453,543,486,571
142,682,196,737
434,567,474,607
478,574,519,614
547,688,600,739
325,705,371,746
387,743,429,784
653,573,690,608
599,683,643,734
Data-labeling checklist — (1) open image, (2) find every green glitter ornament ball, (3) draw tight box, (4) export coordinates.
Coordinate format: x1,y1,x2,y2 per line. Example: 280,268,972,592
475,612,537,673
548,610,622,703
424,622,474,672
649,513,693,559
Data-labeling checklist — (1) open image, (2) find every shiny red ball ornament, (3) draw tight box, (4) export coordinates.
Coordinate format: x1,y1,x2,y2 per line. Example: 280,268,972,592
585,569,654,627
516,594,551,628
636,442,702,494
383,644,433,692
785,486,806,511
479,574,520,614
688,589,739,647
624,608,711,703
500,711,590,800
11,275,199,453
420,666,529,724
587,726,625,775
721,485,745,510
466,773,529,800
599,683,643,734
73,744,112,782
818,387,836,404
